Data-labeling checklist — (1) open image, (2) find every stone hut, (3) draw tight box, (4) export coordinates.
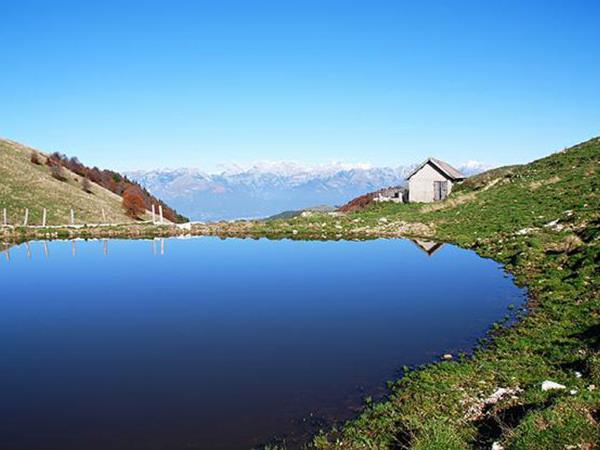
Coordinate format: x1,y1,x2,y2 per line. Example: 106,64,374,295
406,158,465,202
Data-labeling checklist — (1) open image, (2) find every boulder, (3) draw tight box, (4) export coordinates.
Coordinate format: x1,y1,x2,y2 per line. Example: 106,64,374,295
541,380,566,391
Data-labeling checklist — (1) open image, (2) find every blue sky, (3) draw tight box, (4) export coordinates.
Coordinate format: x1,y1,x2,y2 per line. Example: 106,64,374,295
1,1,599,171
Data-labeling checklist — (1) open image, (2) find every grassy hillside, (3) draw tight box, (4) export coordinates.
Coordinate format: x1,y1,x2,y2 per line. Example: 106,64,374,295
0,138,145,225
251,138,600,449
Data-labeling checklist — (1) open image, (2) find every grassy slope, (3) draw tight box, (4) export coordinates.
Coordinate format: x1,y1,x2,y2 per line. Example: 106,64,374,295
259,138,599,449
0,138,145,225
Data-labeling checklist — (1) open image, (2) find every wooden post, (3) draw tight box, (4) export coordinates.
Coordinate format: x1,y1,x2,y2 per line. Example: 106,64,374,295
71,209,75,226
101,208,107,224
2,208,6,226
159,205,164,224
23,208,29,226
42,208,47,227
151,204,156,224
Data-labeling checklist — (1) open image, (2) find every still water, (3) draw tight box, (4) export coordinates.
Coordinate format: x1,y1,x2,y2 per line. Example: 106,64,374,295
0,238,524,450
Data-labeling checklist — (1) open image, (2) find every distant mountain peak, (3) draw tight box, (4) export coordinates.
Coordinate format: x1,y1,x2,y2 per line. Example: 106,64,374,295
216,160,375,177
126,159,492,221
458,160,496,176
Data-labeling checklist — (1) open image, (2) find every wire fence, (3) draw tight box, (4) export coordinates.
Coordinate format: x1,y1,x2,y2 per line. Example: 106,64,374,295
0,205,172,228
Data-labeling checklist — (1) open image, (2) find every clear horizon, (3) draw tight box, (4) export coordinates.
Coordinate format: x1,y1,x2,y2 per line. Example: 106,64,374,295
1,1,599,172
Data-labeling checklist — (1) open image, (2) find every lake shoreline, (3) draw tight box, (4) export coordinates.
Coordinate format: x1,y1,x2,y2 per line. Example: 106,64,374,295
0,218,436,245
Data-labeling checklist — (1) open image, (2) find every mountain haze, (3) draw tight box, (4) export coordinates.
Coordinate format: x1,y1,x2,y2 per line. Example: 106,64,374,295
127,161,491,221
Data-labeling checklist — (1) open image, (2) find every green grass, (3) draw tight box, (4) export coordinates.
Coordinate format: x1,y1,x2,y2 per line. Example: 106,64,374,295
0,138,145,225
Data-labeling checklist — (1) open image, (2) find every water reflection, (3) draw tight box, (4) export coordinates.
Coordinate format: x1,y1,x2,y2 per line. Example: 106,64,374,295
3,239,448,263
0,238,168,263
1,243,10,262
2,239,448,263
411,239,444,256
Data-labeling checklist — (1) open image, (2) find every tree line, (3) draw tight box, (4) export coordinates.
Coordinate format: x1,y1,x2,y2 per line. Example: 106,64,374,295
32,151,188,223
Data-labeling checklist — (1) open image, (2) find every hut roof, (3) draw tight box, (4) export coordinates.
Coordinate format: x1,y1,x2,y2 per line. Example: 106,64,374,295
406,157,465,181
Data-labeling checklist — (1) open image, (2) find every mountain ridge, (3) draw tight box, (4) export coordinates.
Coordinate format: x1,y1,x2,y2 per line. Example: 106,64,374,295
127,161,492,221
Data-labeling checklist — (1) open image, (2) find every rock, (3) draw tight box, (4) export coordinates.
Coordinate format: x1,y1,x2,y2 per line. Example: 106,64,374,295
544,219,564,231
588,384,596,392
574,371,582,378
292,230,298,235
541,380,566,391
465,386,521,421
491,442,504,450
516,227,536,235
570,389,578,395
488,388,510,403
378,217,388,223
442,354,453,361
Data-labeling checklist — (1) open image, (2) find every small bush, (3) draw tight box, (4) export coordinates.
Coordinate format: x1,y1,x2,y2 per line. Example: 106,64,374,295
50,164,67,181
30,152,42,165
81,177,93,193
122,187,146,219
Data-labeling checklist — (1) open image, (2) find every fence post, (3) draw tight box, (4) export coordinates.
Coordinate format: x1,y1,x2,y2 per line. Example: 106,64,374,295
151,204,156,224
101,208,107,224
42,208,47,227
159,205,164,224
2,208,6,226
71,209,75,226
23,208,29,226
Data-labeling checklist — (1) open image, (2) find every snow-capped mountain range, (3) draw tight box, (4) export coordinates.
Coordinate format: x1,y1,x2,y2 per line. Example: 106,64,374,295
126,160,493,221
